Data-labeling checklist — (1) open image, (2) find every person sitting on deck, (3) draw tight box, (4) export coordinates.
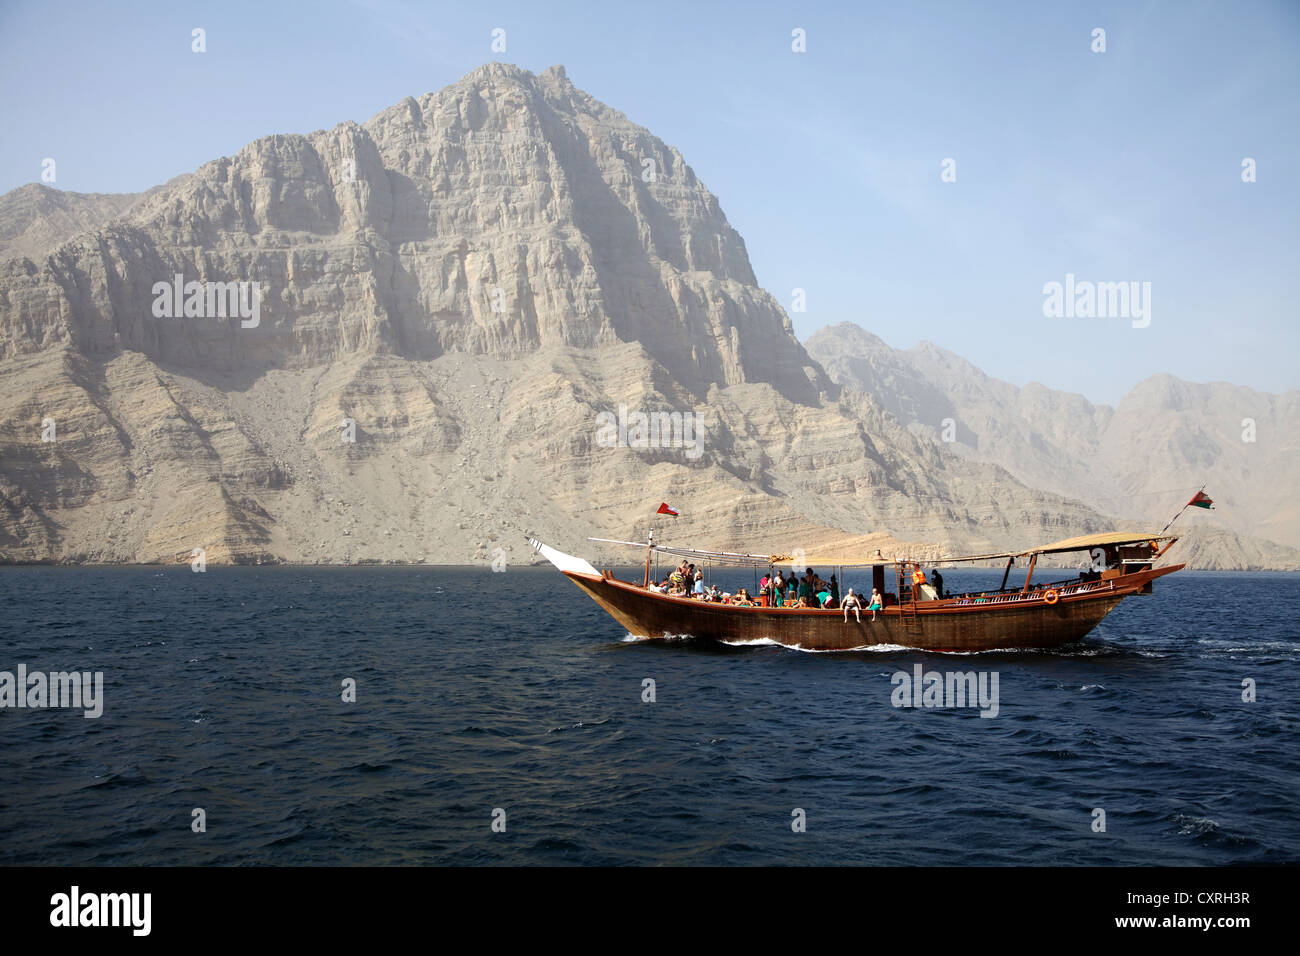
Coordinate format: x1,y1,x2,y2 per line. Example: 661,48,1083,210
868,588,883,620
842,588,863,623
797,575,812,607
733,588,754,607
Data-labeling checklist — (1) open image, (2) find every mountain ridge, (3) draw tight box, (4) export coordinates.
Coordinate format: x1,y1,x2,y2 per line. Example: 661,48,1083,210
806,322,1300,564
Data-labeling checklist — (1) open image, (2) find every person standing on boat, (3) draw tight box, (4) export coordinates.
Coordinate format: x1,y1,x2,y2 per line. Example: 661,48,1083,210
773,570,785,606
932,569,944,598
842,588,863,623
693,574,705,599
830,574,840,607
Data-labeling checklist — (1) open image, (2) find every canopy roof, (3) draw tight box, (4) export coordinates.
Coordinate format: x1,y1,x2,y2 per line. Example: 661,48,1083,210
935,532,1174,565
1028,531,1172,556
591,532,1175,568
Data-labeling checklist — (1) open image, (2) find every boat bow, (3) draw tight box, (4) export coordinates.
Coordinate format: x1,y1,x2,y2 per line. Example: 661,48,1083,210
527,537,601,578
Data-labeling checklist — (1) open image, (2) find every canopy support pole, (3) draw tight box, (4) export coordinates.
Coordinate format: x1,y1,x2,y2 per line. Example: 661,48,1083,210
1020,553,1038,594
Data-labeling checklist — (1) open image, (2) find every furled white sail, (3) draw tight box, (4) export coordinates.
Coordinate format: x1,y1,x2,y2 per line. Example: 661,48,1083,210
527,538,600,577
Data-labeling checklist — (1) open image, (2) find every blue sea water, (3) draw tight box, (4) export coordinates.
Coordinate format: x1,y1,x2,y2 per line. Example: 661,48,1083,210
0,565,1296,866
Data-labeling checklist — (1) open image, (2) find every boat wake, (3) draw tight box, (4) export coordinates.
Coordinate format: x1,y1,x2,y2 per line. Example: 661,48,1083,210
620,632,697,643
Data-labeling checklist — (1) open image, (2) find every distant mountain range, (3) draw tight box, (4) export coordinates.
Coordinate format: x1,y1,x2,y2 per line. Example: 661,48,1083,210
0,63,1294,569
806,324,1300,567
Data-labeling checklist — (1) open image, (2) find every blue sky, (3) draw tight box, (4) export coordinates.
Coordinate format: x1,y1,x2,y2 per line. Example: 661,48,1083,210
1,0,1296,404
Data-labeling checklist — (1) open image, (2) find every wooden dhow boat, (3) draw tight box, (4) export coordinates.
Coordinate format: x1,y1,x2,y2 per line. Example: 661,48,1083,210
527,531,1185,652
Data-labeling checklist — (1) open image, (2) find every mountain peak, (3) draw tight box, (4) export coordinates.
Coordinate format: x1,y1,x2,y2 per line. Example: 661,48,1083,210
1,61,825,403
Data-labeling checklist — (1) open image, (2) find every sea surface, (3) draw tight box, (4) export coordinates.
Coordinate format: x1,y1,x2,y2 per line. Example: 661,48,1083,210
0,565,1296,866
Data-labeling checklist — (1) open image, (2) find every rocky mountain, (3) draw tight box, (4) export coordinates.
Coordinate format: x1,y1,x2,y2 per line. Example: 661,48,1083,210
0,64,1285,569
806,323,1300,566
0,183,143,262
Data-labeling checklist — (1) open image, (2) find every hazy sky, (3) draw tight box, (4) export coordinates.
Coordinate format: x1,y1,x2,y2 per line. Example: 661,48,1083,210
1,0,1296,404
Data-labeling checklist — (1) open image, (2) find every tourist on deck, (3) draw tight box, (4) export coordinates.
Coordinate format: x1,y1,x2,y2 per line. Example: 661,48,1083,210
842,588,863,623
869,588,883,620
932,569,944,598
830,575,840,606
693,575,705,598
797,574,812,607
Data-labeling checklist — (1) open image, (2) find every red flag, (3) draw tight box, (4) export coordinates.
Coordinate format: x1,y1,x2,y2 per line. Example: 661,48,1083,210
1187,491,1214,510
656,502,679,517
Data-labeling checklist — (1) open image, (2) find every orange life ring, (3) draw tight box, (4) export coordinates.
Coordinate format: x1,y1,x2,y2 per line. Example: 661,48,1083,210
1043,589,1059,605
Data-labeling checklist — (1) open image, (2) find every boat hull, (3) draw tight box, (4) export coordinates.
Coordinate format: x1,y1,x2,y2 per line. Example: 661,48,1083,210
563,565,1183,652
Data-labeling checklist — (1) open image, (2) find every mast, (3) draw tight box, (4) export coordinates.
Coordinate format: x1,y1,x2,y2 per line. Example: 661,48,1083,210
642,528,654,588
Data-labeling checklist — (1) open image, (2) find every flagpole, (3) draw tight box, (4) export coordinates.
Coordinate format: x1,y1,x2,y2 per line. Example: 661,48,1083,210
1160,484,1206,535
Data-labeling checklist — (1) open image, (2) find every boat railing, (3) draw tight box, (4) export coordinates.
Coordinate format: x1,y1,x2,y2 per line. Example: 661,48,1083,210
642,575,1119,609
945,577,1116,606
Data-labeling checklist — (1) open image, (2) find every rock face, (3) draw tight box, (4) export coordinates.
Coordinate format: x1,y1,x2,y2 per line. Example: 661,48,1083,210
807,323,1300,566
0,64,1286,569
0,183,144,262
